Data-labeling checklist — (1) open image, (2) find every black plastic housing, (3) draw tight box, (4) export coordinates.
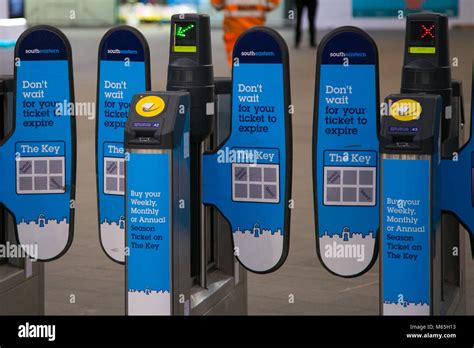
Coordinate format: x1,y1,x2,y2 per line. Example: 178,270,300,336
0,76,14,141
125,91,189,150
380,94,442,155
167,14,214,143
401,13,452,146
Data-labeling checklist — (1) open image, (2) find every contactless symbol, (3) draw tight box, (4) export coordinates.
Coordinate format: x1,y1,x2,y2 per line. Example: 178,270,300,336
390,99,422,121
135,96,165,117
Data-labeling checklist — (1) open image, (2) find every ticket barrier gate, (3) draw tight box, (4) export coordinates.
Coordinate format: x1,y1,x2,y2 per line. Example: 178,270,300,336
123,14,292,315
0,77,44,315
190,78,248,315
125,92,191,315
0,26,76,315
122,14,255,315
124,92,247,316
313,13,467,315
380,93,466,315
166,15,248,312
380,13,467,315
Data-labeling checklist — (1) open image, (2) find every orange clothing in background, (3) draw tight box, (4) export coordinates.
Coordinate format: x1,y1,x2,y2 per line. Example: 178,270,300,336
211,0,280,66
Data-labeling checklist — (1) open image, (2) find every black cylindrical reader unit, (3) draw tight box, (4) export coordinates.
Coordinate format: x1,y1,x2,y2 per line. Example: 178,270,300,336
400,14,464,316
166,14,215,283
401,13,452,149
166,13,215,143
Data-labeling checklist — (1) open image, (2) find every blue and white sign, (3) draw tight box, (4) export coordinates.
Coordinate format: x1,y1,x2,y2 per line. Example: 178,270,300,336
126,152,171,315
96,26,150,263
440,65,474,252
381,159,431,315
353,0,459,17
0,26,76,261
202,27,292,273
313,27,380,277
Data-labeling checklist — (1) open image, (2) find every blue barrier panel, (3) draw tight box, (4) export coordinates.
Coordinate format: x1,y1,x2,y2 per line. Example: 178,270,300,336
379,93,442,316
96,26,150,263
381,159,432,315
125,92,190,315
126,152,171,315
441,65,474,253
0,26,75,261
202,27,292,273
313,27,380,277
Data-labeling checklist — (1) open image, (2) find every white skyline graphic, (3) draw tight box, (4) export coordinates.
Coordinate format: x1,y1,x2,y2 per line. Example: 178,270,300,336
18,216,69,260
383,300,430,315
319,227,375,276
100,218,125,262
128,289,171,315
233,224,283,272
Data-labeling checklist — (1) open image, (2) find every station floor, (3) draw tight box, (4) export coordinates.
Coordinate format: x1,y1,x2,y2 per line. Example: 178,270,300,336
45,25,474,315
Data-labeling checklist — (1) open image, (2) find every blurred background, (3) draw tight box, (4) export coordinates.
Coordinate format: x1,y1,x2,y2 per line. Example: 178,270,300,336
2,0,472,30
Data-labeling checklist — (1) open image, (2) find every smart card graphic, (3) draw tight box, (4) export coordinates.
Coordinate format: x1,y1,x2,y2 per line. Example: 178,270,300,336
142,102,156,112
440,64,474,252
16,142,66,194
0,26,76,261
313,27,380,277
103,142,125,196
323,150,376,206
96,26,150,263
390,99,422,121
202,27,292,273
135,95,165,118
232,148,280,203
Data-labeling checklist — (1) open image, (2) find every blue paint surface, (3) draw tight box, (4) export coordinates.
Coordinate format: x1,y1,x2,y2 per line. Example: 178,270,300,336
127,153,171,293
203,29,289,273
382,159,430,314
0,28,74,260
315,30,379,277
96,28,149,262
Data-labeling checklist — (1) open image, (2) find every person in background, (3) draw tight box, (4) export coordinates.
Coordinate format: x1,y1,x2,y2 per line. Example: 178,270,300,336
294,0,318,48
211,0,280,67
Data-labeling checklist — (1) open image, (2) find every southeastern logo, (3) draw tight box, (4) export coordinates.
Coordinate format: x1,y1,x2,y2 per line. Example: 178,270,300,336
390,99,422,121
107,49,138,55
24,48,60,54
